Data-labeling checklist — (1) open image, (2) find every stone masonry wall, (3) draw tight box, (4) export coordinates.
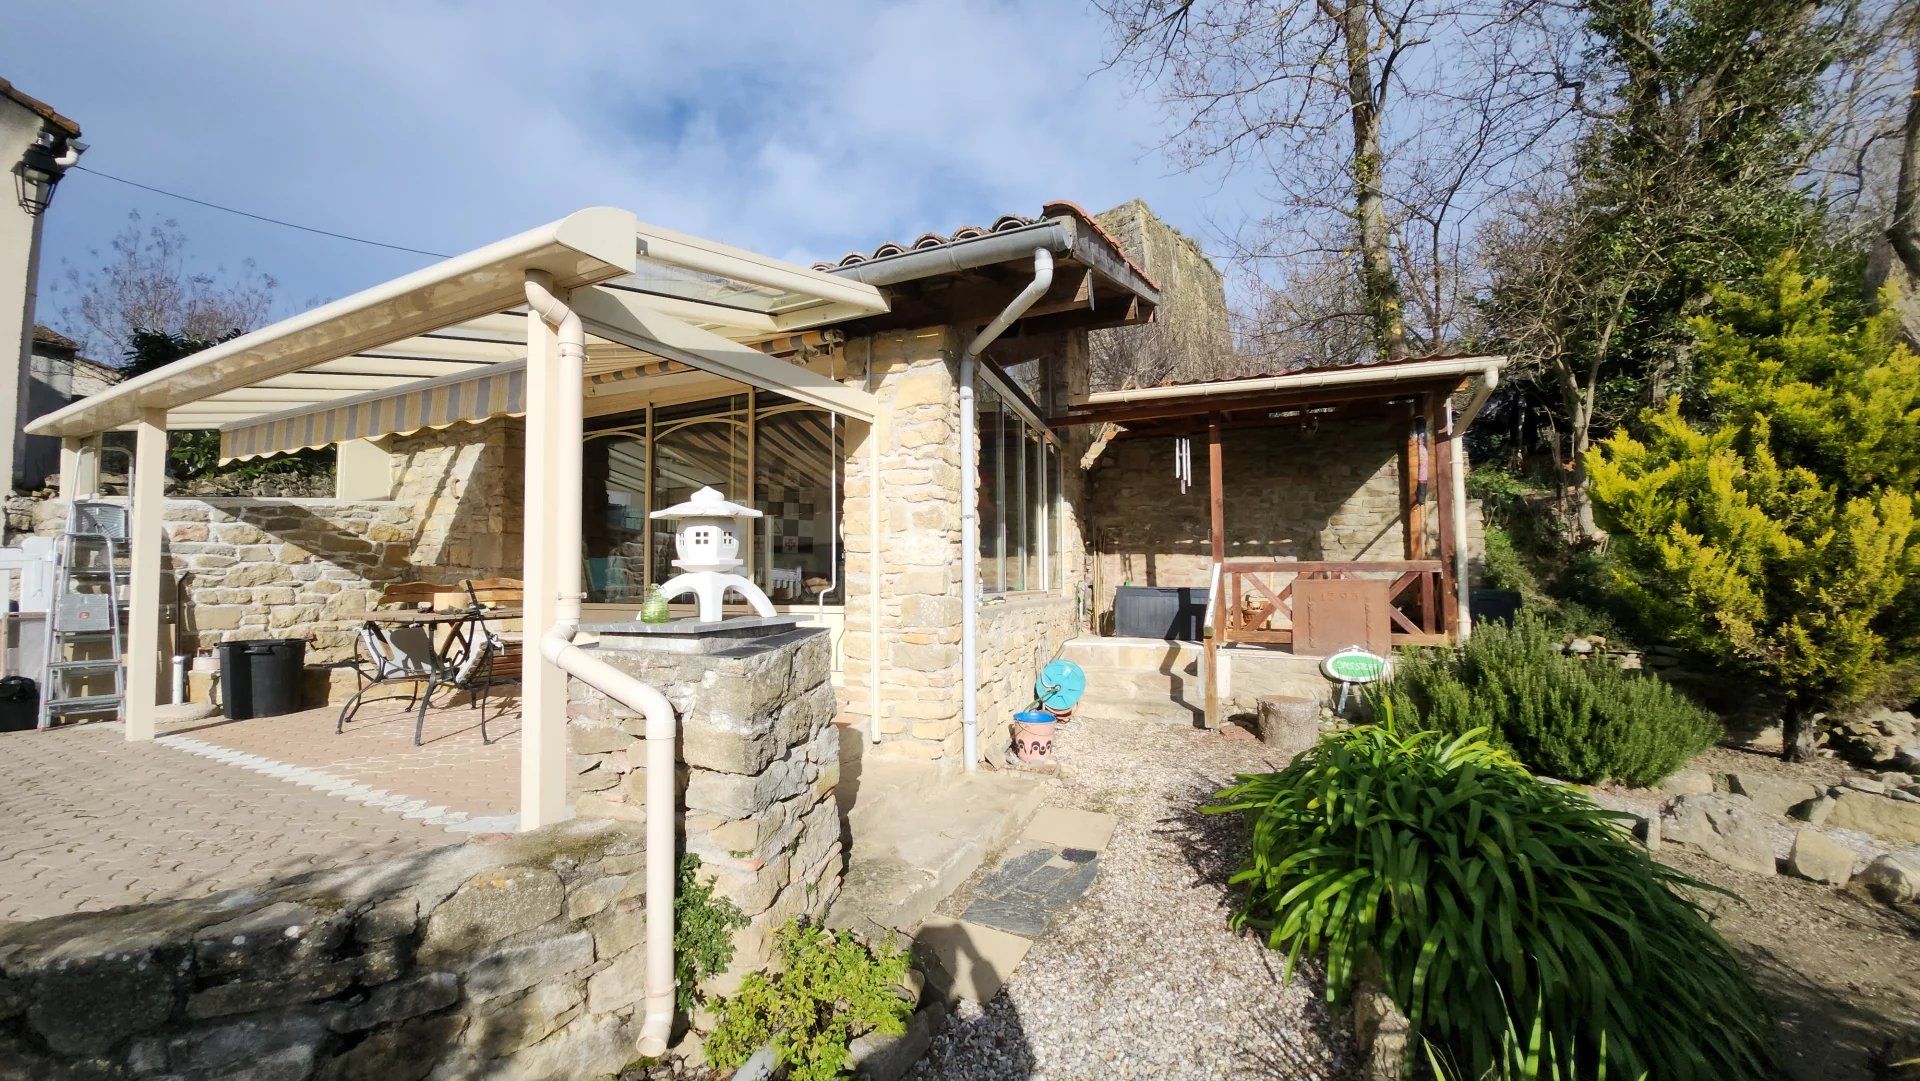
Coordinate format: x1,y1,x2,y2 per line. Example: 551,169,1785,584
0,819,659,1081
1087,418,1411,628
564,627,840,989
380,418,525,584
835,327,1095,768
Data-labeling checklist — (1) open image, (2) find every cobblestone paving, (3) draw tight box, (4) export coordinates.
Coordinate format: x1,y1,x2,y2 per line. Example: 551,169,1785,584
158,693,519,819
0,722,451,923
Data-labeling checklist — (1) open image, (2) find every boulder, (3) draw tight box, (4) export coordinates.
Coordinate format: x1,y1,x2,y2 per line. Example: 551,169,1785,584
1859,848,1920,905
1661,794,1778,875
1785,829,1855,886
1660,769,1715,798
1726,772,1823,817
1825,792,1920,845
1893,743,1920,772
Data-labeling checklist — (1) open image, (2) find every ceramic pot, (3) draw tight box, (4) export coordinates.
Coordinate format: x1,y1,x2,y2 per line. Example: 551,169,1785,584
1012,710,1056,762
1043,704,1074,723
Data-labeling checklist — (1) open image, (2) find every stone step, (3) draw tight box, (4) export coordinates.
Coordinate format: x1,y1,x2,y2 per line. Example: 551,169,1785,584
1068,693,1204,726
1060,636,1202,672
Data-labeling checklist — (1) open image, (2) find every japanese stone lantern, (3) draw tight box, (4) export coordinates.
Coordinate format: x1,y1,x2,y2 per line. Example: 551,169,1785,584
649,485,777,622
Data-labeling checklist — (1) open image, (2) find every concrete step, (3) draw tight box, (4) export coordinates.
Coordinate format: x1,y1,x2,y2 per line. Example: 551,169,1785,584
826,756,1046,941
1060,636,1202,672
1069,693,1204,726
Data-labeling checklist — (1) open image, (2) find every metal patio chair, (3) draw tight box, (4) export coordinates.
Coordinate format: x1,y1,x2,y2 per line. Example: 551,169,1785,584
335,581,462,742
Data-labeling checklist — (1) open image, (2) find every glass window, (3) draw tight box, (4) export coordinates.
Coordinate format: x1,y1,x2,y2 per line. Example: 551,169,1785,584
1048,441,1063,591
977,386,1003,593
754,400,843,605
1003,405,1026,592
583,424,650,602
1026,428,1044,592
649,396,748,590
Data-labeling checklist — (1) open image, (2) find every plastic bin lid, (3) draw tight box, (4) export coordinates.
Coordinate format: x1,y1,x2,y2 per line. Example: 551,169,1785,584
1035,660,1086,709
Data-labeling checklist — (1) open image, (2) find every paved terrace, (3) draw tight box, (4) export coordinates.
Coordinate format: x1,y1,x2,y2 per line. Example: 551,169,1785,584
0,696,518,924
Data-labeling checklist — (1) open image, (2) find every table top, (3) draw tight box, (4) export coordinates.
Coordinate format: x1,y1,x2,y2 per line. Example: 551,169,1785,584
336,607,524,624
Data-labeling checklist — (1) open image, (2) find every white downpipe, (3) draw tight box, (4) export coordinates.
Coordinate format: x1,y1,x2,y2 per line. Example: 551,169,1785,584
1447,399,1473,642
526,277,677,1059
959,249,1053,772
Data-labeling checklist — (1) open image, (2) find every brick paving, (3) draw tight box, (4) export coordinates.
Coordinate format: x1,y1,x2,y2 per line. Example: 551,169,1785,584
157,692,520,820
0,722,451,923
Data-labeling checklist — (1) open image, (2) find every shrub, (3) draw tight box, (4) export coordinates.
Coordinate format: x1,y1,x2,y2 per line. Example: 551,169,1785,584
1370,615,1718,786
674,854,748,1012
1207,723,1775,1080
706,920,913,1081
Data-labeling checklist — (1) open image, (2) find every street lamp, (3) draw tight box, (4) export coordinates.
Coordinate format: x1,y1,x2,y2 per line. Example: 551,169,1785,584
14,133,81,215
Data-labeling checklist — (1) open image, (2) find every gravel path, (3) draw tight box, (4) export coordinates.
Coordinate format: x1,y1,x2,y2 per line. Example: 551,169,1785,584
911,714,1354,1081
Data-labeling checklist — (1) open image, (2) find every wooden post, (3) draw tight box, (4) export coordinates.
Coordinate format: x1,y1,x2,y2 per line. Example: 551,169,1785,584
124,410,166,740
1430,393,1462,639
1402,404,1430,560
1204,419,1225,729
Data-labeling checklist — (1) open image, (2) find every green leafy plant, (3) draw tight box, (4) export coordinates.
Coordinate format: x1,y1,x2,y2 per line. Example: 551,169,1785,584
1588,254,1920,759
1370,614,1718,786
1207,721,1774,1080
674,853,747,1012
706,919,913,1081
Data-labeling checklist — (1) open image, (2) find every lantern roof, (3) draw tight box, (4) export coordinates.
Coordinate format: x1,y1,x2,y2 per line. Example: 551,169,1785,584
650,485,762,520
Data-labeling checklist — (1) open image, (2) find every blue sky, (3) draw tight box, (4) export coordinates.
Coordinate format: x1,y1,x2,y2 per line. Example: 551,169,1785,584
5,2,1262,348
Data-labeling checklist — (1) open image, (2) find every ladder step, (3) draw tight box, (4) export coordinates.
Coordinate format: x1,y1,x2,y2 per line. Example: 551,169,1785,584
46,659,122,673
44,695,122,713
52,629,119,638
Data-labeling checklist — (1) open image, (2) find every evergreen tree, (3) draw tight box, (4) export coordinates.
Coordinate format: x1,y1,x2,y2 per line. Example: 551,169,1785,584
1587,253,1920,759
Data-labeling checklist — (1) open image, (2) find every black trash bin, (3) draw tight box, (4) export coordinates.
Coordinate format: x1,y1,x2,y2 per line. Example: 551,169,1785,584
217,638,307,720
1114,585,1209,640
0,676,37,732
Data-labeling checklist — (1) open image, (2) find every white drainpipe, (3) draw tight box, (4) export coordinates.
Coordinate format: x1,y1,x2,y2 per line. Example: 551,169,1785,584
525,277,678,1058
959,249,1053,771
1447,399,1474,642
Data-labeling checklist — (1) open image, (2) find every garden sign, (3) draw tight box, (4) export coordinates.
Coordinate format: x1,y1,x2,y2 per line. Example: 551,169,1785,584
1321,646,1391,711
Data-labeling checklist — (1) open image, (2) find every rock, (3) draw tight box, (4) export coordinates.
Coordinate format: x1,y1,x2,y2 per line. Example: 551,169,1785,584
463,930,594,1001
1894,743,1920,772
317,1013,465,1081
194,901,350,983
419,867,565,961
1825,791,1920,845
1726,772,1823,817
1660,769,1715,797
472,981,585,1058
1785,829,1855,886
330,971,459,1032
1660,795,1777,876
1859,847,1920,904
1875,1031,1920,1081
167,1009,333,1076
848,1000,945,1081
1795,794,1837,826
585,946,649,1013
1844,777,1889,795
26,951,178,1056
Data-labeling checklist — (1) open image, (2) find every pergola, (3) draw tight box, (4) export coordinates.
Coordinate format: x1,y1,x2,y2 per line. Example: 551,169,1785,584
25,207,892,828
1048,353,1507,726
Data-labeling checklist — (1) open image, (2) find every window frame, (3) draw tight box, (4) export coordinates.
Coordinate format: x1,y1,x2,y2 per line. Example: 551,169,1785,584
976,364,1064,597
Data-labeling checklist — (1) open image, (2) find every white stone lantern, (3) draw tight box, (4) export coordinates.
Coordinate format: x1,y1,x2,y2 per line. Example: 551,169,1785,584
650,486,776,622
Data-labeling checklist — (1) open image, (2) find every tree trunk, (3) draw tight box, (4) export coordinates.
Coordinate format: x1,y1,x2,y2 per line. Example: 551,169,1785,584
1333,0,1408,363
1887,40,1920,282
1781,702,1819,763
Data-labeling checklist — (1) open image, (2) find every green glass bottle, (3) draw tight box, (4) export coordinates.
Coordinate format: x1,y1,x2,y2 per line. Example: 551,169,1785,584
640,584,671,624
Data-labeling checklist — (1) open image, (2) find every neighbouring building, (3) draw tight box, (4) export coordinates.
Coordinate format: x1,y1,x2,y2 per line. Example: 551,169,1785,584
19,325,118,491
0,76,83,495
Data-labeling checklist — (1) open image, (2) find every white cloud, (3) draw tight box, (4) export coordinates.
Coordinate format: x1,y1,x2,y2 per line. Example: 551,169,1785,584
7,1,1260,324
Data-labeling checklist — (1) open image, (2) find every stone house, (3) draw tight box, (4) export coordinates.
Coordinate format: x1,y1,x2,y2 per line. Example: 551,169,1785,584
27,199,1499,802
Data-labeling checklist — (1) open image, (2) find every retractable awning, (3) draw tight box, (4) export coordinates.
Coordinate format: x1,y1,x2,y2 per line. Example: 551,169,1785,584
27,208,888,450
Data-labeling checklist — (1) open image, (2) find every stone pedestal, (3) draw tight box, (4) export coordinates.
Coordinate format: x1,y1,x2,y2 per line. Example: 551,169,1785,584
564,622,841,990
1256,695,1320,759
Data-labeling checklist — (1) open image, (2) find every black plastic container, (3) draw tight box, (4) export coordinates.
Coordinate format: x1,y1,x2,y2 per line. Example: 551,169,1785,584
1114,585,1209,640
0,676,37,732
216,638,307,720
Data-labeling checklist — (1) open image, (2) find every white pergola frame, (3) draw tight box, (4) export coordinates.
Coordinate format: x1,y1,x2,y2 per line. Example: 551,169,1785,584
27,207,890,829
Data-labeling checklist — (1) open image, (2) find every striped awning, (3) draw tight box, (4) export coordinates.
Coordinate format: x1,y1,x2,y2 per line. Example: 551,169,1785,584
220,360,527,461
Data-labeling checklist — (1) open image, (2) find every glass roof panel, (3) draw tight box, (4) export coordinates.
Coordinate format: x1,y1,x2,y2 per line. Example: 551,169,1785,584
603,261,822,316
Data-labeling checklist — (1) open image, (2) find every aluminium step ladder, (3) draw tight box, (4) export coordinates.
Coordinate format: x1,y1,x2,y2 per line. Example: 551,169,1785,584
37,501,130,727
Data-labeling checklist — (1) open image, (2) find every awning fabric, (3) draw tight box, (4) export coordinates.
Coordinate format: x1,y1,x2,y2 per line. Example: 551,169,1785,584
220,361,526,462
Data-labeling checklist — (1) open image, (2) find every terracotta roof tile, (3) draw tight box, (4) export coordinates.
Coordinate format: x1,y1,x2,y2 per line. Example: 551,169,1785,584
0,76,79,138
816,201,1158,291
32,324,77,350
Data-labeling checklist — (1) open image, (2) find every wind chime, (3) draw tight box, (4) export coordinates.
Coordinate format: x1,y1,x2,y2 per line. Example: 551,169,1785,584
1174,434,1193,494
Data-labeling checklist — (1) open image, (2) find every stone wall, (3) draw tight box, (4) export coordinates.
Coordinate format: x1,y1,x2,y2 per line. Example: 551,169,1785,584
1087,418,1413,627
564,626,840,988
0,820,658,1081
380,418,525,583
836,327,1094,767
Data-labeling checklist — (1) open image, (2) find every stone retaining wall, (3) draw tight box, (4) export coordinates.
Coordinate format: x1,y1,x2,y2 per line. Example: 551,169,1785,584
0,820,655,1081
564,626,841,989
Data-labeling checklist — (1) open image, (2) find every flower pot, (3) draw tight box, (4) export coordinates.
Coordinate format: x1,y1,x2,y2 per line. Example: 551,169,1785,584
1043,704,1074,723
1012,710,1056,763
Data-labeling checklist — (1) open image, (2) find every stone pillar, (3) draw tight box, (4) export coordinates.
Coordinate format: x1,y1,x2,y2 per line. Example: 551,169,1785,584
565,624,841,988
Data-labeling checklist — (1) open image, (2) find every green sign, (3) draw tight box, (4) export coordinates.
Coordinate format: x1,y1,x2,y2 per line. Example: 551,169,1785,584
1321,648,1390,683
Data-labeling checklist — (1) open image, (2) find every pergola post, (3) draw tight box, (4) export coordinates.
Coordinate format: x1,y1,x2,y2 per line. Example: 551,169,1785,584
1430,393,1463,639
124,410,167,740
520,282,568,829
1203,418,1224,730
57,435,100,500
